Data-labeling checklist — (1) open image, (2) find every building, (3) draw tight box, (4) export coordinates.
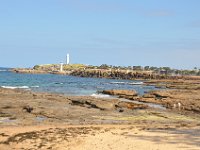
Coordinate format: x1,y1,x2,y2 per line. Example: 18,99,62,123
60,62,63,72
66,54,70,65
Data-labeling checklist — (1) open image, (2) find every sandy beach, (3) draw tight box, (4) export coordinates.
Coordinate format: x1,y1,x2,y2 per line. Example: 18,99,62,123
0,125,200,150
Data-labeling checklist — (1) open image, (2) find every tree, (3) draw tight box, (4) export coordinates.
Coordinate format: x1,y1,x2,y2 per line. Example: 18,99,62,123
144,66,150,70
99,64,110,69
33,65,40,70
132,66,142,70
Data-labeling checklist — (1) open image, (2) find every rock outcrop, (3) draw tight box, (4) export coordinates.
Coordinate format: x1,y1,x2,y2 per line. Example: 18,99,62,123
13,66,200,80
117,101,148,110
142,90,200,113
102,90,138,97
101,87,200,113
12,69,48,74
0,88,149,126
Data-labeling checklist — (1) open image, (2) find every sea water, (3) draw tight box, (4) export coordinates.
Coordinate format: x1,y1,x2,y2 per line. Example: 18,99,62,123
0,70,156,96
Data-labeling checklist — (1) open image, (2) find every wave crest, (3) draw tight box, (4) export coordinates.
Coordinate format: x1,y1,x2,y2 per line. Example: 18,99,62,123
110,82,143,85
91,93,111,98
1,86,29,89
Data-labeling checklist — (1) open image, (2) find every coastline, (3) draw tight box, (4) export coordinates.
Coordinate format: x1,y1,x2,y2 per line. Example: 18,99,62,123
1,69,200,149
1,0,200,148
0,86,200,149
12,67,200,80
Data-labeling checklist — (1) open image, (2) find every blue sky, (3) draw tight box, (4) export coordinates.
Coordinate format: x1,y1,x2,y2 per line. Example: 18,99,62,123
0,0,200,69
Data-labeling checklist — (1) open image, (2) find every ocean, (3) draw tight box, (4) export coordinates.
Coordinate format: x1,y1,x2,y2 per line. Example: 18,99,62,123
0,69,156,96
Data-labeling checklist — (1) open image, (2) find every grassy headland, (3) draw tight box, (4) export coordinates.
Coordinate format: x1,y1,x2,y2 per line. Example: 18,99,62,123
13,64,200,80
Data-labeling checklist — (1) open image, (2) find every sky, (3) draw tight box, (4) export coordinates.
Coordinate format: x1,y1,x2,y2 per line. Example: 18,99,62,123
0,0,200,69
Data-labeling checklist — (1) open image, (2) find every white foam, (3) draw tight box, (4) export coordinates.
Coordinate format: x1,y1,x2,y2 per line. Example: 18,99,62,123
110,81,143,85
31,86,39,88
110,82,126,84
91,93,111,98
1,86,29,89
128,82,144,85
0,70,7,72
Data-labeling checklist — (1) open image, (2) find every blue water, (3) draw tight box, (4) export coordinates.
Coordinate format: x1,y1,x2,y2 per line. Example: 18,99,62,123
0,70,156,96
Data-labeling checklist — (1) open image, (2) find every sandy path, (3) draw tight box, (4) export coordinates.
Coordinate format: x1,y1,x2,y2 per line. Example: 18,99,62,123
0,125,199,150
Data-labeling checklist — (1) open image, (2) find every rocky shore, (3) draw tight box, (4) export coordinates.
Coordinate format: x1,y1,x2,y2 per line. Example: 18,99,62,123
0,88,155,126
0,85,200,149
13,67,200,80
102,79,200,113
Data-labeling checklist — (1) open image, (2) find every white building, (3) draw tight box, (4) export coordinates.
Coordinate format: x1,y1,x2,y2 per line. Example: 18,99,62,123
60,62,64,72
66,53,70,65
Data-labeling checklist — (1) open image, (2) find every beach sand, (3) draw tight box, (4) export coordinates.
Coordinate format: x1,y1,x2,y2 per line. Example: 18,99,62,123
0,125,200,150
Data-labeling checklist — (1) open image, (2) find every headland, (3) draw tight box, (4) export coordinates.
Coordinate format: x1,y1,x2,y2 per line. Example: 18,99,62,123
12,64,200,80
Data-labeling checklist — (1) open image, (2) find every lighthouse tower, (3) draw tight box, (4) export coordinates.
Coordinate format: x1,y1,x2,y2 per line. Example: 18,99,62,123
60,62,64,72
66,53,70,65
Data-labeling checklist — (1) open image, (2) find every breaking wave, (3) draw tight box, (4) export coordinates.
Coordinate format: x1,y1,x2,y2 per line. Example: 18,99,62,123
0,69,8,72
1,86,30,89
30,86,39,88
110,82,143,85
91,93,111,98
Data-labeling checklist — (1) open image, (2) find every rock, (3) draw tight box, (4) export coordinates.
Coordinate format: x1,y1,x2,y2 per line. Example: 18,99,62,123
138,97,163,105
102,90,138,96
117,102,148,110
118,109,124,112
71,99,105,110
12,69,48,74
143,94,156,98
23,106,33,113
69,97,117,111
148,91,171,99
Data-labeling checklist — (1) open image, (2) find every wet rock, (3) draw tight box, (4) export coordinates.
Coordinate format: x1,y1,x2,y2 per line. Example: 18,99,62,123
102,90,138,96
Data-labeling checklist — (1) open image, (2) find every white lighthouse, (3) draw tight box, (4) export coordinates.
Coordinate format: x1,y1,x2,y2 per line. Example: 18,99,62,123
60,62,64,72
66,53,70,65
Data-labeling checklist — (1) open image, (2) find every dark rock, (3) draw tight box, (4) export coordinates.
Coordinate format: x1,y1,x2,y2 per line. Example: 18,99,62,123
23,106,33,113
119,109,124,112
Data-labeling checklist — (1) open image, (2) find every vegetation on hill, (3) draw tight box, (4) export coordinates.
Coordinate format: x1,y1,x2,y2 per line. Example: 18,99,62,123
33,64,87,71
32,64,200,76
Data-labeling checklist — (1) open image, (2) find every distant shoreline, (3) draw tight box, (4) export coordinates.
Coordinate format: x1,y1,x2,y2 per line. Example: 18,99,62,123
12,63,200,80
